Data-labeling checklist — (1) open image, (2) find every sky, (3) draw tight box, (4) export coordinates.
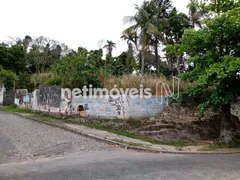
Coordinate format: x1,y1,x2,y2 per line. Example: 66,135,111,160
0,0,189,56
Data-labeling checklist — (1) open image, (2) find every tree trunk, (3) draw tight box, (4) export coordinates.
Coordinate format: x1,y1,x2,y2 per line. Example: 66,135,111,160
141,50,145,84
141,50,144,77
219,104,233,143
154,38,159,75
176,55,180,75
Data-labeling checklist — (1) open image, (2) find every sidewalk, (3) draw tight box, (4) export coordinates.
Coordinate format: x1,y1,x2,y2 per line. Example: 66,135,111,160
14,112,240,154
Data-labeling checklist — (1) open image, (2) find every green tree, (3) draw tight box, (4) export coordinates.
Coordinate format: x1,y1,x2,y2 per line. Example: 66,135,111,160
0,44,27,74
112,45,137,76
187,0,204,28
180,3,240,143
53,47,101,88
88,49,104,68
123,0,159,77
123,0,191,76
0,66,18,90
163,7,191,75
150,0,172,74
113,52,127,76
121,28,138,47
24,36,69,73
126,43,137,73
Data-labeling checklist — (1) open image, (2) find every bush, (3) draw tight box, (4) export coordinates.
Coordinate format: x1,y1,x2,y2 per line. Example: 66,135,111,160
0,66,18,90
46,76,62,86
16,71,31,89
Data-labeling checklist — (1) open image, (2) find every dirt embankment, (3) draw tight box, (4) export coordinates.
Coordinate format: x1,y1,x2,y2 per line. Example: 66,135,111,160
148,103,222,141
52,101,240,142
77,103,223,142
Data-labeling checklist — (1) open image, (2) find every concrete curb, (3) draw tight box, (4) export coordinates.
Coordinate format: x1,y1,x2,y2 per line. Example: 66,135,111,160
9,111,240,155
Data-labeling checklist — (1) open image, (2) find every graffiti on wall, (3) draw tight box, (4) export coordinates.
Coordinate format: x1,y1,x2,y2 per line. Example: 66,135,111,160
0,83,169,119
60,96,127,118
3,89,15,106
15,89,28,104
108,96,125,117
38,85,61,109
24,85,168,119
60,98,87,116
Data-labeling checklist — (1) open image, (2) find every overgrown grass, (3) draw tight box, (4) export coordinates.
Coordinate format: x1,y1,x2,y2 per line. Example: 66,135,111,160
199,142,240,151
29,72,197,95
209,143,240,150
0,105,33,113
103,74,197,95
30,72,55,87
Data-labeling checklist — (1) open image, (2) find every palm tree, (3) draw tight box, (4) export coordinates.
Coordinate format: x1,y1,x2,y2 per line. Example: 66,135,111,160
22,35,32,51
187,0,204,28
123,1,159,77
121,28,138,47
149,0,171,75
103,40,116,56
123,0,191,76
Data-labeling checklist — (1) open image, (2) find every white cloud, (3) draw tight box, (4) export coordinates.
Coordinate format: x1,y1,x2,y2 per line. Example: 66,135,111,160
0,0,189,56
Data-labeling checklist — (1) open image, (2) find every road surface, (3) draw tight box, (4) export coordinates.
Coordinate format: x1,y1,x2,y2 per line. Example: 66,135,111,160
0,111,240,180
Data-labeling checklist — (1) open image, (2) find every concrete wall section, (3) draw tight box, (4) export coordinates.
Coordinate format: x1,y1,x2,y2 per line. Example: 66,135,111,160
1,84,168,119
39,85,61,108
60,95,168,119
60,96,127,118
1,82,238,120
231,97,240,120
15,89,28,104
0,85,5,105
3,89,15,106
38,85,61,111
127,96,168,118
30,89,39,110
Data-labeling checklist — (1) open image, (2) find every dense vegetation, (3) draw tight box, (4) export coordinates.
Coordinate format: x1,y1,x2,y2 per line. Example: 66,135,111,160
0,0,240,140
0,0,195,90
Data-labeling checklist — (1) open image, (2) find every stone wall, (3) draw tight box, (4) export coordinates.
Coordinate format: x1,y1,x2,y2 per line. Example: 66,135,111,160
231,97,240,120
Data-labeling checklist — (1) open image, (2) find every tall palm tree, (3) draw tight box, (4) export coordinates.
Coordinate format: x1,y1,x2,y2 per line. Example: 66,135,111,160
149,0,171,75
123,1,159,77
121,28,138,47
103,40,116,56
22,35,32,51
187,0,204,28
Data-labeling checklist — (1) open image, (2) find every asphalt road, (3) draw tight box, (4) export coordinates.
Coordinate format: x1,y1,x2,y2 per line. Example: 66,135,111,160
0,111,240,180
